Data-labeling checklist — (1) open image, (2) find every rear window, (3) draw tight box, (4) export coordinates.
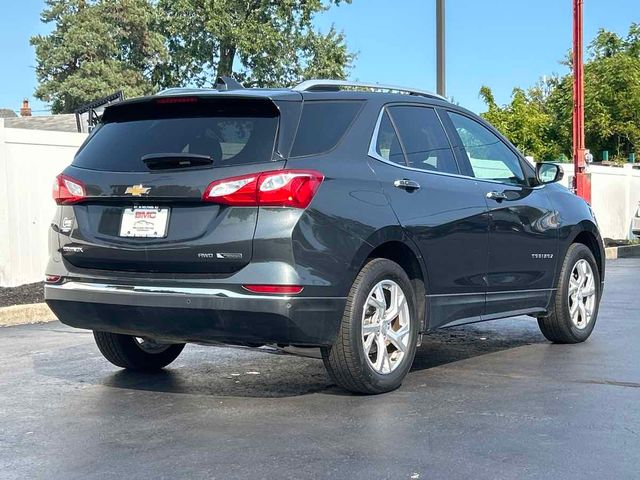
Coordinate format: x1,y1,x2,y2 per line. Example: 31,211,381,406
73,99,279,172
290,101,363,157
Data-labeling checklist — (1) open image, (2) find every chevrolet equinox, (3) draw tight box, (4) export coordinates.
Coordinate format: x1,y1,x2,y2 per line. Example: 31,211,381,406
45,79,605,394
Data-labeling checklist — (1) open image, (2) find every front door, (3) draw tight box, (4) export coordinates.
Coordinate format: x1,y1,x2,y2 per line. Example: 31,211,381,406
369,104,490,328
446,111,559,318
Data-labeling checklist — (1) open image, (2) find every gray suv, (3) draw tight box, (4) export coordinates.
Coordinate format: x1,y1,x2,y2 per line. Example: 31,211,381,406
45,80,605,394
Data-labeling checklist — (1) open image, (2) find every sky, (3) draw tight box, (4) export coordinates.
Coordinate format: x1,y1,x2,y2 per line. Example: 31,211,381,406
0,0,637,115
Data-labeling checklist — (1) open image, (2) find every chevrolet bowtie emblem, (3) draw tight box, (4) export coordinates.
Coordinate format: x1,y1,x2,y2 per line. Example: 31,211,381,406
125,184,151,196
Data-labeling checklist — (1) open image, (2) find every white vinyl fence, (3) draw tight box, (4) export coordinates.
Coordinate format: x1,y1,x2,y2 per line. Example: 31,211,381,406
559,163,640,240
0,120,87,287
0,118,639,287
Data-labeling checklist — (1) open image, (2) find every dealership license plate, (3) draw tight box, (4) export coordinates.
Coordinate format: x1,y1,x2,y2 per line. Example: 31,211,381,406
119,207,170,238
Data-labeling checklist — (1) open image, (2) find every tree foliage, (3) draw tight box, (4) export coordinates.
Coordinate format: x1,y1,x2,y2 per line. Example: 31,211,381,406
481,23,640,161
31,0,167,113
155,0,353,88
31,0,354,113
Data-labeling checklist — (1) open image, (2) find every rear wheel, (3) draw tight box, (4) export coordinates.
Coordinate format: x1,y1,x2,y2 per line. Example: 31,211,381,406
93,331,185,371
321,258,419,394
538,243,601,343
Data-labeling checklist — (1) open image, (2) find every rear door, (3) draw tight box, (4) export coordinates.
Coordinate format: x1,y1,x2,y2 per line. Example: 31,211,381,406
58,96,287,274
446,110,559,316
369,104,490,328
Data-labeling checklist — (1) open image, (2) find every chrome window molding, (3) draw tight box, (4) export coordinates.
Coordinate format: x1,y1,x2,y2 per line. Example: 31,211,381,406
367,104,548,190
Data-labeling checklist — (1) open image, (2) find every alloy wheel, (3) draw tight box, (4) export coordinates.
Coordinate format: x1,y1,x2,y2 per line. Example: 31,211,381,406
361,279,411,374
568,259,596,330
134,337,173,354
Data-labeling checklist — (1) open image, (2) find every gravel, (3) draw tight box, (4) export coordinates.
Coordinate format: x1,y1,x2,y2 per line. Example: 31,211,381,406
0,282,44,308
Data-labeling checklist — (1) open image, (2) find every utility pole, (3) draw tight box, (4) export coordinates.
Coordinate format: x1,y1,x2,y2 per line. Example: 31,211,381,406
573,0,590,201
436,0,446,97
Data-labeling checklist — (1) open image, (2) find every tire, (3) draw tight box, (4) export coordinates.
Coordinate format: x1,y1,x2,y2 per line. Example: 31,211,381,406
538,243,601,343
321,258,419,394
93,331,185,371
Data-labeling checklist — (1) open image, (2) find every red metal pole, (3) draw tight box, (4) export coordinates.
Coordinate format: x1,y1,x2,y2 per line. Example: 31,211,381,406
573,0,590,202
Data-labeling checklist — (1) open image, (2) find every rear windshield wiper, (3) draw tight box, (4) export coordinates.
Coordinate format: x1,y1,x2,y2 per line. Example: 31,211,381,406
142,153,213,171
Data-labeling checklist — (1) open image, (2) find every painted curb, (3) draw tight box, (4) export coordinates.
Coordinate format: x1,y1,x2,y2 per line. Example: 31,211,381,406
0,303,57,327
605,244,640,260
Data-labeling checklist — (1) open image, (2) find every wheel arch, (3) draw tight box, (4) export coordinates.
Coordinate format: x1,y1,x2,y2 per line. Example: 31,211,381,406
566,221,605,281
349,227,429,332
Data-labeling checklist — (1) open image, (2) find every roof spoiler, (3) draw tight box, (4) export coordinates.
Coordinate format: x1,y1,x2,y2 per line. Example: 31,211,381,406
156,77,245,97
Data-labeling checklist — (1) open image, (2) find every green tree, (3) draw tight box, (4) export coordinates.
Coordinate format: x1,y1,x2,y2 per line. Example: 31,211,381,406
156,0,354,88
547,24,640,159
479,83,558,161
480,23,640,162
31,0,168,113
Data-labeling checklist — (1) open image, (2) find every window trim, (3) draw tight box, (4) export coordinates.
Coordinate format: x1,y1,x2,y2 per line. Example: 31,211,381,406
368,103,462,176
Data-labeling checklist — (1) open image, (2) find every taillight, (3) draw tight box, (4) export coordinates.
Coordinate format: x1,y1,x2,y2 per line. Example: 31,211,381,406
53,174,86,204
203,170,324,208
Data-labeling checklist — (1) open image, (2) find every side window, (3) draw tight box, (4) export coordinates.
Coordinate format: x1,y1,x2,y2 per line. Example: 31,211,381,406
387,106,458,174
448,112,526,185
290,101,363,157
374,111,406,165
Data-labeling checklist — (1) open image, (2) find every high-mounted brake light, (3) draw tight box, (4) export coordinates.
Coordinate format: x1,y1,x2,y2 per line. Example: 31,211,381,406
53,174,86,204
203,170,324,209
243,285,304,295
156,97,199,104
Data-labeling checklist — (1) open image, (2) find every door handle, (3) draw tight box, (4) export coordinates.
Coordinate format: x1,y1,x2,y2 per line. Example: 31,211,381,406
486,190,508,201
394,179,421,190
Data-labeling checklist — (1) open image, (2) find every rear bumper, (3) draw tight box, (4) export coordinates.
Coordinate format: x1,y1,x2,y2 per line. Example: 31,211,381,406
45,282,346,347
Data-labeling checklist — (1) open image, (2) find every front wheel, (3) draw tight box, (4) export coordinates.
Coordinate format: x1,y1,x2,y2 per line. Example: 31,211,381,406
321,258,419,394
93,331,185,371
538,243,601,343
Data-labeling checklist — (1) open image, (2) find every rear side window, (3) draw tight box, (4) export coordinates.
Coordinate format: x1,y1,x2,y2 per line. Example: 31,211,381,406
73,99,279,172
387,106,458,174
290,101,363,157
375,111,406,165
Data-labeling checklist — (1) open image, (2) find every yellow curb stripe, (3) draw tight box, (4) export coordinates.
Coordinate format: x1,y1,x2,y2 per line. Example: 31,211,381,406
0,303,57,327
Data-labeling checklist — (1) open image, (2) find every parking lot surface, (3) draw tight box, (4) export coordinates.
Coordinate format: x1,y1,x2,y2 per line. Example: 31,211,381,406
1,259,639,479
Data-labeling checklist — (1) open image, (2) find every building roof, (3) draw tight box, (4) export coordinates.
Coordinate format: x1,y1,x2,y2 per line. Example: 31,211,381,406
0,108,18,119
3,114,78,133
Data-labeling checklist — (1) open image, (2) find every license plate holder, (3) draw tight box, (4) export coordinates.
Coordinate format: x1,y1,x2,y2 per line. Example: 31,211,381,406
119,206,170,238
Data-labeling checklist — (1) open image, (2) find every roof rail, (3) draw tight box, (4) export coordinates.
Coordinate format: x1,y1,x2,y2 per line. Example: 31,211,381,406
293,79,446,101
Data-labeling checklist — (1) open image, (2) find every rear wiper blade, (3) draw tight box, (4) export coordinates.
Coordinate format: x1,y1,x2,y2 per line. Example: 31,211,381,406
142,153,213,170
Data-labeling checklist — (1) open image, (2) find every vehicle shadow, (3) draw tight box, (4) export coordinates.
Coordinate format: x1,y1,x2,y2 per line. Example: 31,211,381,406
34,318,546,398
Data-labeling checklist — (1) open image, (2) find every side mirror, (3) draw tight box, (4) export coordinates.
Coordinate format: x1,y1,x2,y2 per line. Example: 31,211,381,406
536,162,564,184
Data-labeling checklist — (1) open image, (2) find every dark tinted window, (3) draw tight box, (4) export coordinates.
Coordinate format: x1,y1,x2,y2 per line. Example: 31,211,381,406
290,101,362,157
448,112,525,185
375,111,406,165
387,106,458,174
73,100,278,172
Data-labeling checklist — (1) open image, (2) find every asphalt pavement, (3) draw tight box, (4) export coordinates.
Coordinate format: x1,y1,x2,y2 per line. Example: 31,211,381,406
1,259,639,479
